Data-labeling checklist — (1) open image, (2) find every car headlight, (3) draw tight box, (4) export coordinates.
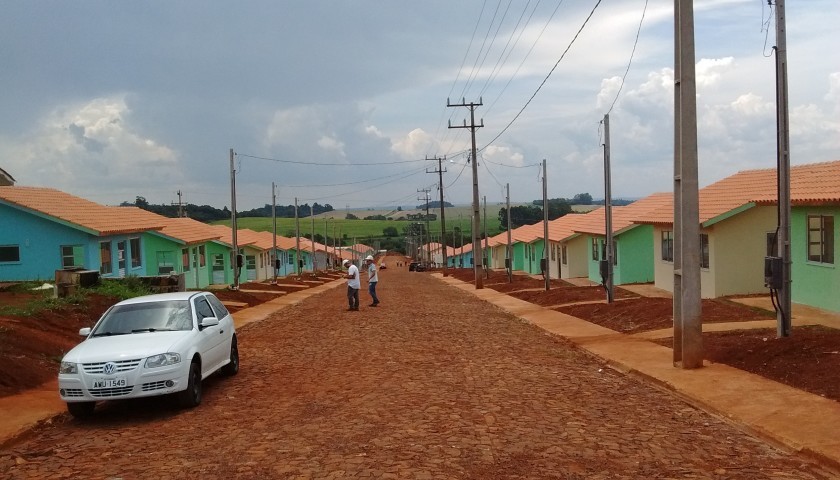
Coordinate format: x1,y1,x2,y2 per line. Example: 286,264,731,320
145,353,182,369
59,362,78,374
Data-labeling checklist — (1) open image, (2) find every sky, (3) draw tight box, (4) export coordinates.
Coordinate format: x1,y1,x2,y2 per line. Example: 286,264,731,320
1,1,837,211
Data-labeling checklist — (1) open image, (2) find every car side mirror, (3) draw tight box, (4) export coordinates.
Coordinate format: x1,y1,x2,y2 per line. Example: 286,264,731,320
199,317,220,329
79,327,91,337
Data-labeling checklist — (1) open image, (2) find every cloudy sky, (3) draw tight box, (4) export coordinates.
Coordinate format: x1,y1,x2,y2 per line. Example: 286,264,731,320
1,1,837,210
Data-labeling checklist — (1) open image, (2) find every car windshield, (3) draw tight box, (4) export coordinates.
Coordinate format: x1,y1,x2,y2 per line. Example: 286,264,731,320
91,300,193,336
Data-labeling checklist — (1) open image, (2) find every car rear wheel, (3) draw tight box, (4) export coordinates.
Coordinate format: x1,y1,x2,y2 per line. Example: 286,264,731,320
221,336,239,377
177,361,202,408
67,401,95,419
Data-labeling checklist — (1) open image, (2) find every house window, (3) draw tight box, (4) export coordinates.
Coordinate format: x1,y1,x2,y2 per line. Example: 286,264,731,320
157,251,175,274
130,237,141,268
288,252,294,265
99,242,112,274
0,245,20,263
182,248,191,272
612,240,618,266
661,230,674,262
591,238,599,261
807,215,834,264
561,245,568,265
198,245,206,267
700,233,709,269
60,245,84,268
551,244,556,261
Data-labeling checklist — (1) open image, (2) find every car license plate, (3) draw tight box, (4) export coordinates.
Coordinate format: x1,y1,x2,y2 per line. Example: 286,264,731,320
93,377,126,388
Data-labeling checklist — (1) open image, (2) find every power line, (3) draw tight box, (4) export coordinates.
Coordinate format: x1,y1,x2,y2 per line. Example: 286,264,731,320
604,0,649,116
236,152,426,166
275,166,428,188
482,0,603,150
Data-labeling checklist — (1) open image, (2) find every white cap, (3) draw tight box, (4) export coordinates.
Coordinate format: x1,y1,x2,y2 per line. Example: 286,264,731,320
342,259,350,266
365,255,374,261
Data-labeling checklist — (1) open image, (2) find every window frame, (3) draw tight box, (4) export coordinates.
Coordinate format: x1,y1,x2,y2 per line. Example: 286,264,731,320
60,244,84,269
807,214,835,264
699,233,709,269
0,245,21,263
130,237,142,268
661,230,674,262
99,241,113,274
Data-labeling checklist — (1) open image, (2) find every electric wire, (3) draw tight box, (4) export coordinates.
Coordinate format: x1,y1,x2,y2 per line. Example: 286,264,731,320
457,0,505,101
462,0,515,99
296,168,427,203
477,0,535,99
275,166,428,188
236,153,426,166
604,0,648,116
481,0,603,152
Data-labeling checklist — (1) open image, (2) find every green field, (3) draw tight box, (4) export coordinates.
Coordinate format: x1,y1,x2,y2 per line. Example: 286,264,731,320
214,210,503,242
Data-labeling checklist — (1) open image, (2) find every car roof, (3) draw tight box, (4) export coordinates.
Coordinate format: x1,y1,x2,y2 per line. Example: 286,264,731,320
114,291,209,306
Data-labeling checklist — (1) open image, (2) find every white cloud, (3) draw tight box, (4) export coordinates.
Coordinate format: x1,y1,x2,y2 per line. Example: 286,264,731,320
696,57,734,88
317,135,345,156
391,128,436,160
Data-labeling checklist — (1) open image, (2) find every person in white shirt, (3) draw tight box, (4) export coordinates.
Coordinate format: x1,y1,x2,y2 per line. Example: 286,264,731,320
365,255,380,307
343,259,360,311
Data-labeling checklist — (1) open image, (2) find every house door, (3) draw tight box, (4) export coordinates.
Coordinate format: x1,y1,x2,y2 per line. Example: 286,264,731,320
246,255,256,281
212,254,226,284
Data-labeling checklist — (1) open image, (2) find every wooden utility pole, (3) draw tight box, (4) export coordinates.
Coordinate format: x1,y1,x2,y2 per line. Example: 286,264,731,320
229,148,239,290
427,156,448,275
448,98,484,288
603,115,615,303
417,188,432,266
673,0,703,369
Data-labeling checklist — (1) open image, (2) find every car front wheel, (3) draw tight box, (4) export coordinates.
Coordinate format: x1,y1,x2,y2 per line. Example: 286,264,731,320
177,361,202,408
221,336,239,377
67,401,95,419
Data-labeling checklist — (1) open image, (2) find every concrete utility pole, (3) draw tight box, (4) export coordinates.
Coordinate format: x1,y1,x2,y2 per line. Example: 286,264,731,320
272,182,277,284
294,197,301,276
542,159,550,291
171,190,186,218
673,0,703,369
603,115,615,303
506,183,513,283
325,216,329,269
448,97,484,289
310,204,316,272
774,0,792,338
418,188,432,266
483,195,489,278
229,148,239,290
428,156,448,275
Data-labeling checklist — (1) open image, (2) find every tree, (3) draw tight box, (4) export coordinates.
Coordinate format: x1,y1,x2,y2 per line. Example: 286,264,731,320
346,213,359,220
572,193,593,205
383,226,399,237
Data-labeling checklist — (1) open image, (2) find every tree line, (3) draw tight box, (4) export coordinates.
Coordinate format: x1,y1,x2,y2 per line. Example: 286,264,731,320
122,196,334,222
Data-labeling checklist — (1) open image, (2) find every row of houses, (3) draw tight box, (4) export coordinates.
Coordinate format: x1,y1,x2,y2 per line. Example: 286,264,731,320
0,186,375,289
421,160,840,313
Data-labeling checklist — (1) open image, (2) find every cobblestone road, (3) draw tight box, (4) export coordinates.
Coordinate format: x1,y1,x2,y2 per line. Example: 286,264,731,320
1,268,834,479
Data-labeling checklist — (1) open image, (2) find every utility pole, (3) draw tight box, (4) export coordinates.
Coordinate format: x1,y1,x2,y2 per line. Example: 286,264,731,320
506,183,513,283
272,182,277,284
448,97,484,288
775,0,792,338
310,204,317,272
428,156,448,276
603,115,615,303
673,0,702,369
325,216,329,269
418,188,432,266
542,160,550,291
171,190,185,218
294,197,301,276
483,195,488,278
229,148,239,290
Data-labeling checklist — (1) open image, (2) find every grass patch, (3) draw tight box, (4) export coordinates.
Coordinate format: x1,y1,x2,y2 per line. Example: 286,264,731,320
0,277,152,317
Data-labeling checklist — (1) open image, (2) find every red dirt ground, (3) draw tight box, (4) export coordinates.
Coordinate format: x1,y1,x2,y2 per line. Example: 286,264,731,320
557,296,775,333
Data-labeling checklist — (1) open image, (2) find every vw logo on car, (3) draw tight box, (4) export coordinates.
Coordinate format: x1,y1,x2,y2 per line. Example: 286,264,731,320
103,362,117,375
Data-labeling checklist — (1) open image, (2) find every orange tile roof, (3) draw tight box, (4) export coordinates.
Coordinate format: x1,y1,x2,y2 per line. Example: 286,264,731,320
137,214,223,245
0,186,165,235
635,161,840,226
573,193,672,235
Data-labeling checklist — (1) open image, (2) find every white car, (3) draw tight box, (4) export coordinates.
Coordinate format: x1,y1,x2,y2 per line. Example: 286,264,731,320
58,291,239,418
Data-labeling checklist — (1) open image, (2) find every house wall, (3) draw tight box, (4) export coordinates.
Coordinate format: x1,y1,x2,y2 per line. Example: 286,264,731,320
706,206,776,297
613,225,655,285
792,206,840,312
560,236,588,280
142,234,182,276
512,243,526,272
0,203,92,281
652,225,675,294
527,239,545,275
207,242,232,285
